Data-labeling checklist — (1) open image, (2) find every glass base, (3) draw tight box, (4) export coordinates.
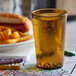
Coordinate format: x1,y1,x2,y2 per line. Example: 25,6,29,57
37,64,63,70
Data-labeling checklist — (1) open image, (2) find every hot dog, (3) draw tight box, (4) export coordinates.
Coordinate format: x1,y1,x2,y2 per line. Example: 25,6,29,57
0,13,32,34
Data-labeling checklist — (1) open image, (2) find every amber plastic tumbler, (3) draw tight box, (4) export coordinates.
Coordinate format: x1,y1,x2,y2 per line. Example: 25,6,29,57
32,8,67,69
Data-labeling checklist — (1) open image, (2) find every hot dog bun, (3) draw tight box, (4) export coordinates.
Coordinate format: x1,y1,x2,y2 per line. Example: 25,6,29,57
0,13,33,35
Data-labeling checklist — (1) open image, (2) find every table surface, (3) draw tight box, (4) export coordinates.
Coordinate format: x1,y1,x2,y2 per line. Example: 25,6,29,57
65,21,76,51
0,21,76,76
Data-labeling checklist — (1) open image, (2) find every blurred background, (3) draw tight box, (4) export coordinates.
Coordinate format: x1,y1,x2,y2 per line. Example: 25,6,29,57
0,0,76,51
0,0,76,20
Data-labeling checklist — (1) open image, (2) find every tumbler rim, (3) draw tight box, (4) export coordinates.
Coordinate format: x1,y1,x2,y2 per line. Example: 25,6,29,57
32,8,67,18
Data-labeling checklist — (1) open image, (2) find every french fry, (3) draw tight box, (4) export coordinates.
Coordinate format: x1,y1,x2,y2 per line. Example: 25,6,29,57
3,35,31,44
0,31,4,40
3,39,20,44
0,26,8,31
6,28,12,37
11,31,20,39
0,26,31,44
0,28,12,40
3,28,12,39
18,35,31,42
18,31,26,36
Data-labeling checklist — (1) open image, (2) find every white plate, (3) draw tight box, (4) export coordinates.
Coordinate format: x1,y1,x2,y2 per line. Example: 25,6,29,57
0,37,35,57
